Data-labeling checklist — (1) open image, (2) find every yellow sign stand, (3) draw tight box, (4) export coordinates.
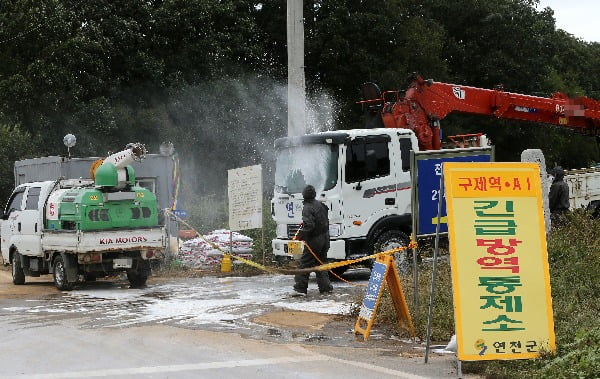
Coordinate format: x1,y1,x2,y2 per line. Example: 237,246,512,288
354,254,415,341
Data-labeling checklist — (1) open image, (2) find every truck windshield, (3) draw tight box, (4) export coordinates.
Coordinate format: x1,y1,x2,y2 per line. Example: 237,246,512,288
275,144,338,194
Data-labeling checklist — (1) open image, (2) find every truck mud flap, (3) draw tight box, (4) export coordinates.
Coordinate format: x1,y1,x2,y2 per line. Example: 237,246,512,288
19,254,31,276
60,253,79,284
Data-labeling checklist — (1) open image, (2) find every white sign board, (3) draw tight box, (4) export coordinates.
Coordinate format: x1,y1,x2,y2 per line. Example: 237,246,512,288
228,164,263,231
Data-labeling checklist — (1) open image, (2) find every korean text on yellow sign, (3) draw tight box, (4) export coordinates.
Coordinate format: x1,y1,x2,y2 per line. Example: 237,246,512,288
444,162,555,361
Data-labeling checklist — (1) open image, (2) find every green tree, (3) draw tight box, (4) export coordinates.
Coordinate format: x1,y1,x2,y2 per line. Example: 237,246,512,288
0,0,271,156
0,124,37,202
300,0,448,129
407,0,598,167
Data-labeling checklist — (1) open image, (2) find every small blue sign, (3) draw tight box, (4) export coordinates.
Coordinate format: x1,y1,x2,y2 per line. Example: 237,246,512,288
359,261,388,320
172,209,188,219
416,153,492,235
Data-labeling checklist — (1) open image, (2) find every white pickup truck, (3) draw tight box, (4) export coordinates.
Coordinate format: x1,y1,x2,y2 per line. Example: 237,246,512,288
565,167,600,214
1,177,167,290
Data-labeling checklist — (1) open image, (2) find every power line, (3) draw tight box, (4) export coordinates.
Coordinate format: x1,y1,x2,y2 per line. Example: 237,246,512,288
0,23,46,46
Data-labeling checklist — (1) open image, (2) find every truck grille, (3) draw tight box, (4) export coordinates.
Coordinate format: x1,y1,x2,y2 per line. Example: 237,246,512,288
286,224,301,239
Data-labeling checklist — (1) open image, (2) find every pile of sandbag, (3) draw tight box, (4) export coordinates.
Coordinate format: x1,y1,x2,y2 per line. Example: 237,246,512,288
178,229,253,268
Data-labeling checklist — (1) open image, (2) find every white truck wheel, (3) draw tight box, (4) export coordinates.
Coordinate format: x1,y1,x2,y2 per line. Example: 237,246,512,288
11,251,25,285
53,255,74,291
373,230,412,273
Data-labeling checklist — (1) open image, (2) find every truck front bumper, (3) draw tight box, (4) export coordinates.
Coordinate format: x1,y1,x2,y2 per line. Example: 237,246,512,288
271,238,346,260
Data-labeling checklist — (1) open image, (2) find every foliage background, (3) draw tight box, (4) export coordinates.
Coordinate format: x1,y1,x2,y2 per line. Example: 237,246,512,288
1,0,599,207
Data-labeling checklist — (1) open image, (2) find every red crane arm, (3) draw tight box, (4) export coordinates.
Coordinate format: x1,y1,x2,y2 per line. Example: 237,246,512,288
361,75,600,151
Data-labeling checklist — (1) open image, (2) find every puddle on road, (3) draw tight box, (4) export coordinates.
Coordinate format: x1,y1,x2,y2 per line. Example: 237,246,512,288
261,326,331,343
303,334,329,342
0,272,370,346
141,291,172,300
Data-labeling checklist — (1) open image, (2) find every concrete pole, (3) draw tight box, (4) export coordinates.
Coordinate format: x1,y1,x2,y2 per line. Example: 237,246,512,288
287,0,306,137
521,149,551,233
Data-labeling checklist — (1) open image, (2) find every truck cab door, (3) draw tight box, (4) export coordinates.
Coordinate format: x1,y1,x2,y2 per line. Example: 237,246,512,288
19,186,44,256
341,135,400,240
1,188,25,260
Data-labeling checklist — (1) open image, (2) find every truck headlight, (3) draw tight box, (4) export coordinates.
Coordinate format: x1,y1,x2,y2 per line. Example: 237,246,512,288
329,223,342,237
276,224,287,238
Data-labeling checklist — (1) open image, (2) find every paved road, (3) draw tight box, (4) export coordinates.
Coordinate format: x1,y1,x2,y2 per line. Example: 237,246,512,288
0,269,473,378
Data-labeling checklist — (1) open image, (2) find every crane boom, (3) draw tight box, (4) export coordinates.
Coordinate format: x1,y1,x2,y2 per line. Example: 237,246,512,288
360,74,600,151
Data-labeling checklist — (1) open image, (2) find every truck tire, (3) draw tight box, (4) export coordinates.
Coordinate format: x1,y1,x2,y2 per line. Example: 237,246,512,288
53,255,74,291
372,230,412,273
587,200,600,219
127,260,150,288
328,265,348,280
11,251,25,285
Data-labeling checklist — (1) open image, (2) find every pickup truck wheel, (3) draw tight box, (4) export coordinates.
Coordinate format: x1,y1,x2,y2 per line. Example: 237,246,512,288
373,230,412,273
127,261,150,288
11,251,25,285
127,271,148,287
53,256,74,291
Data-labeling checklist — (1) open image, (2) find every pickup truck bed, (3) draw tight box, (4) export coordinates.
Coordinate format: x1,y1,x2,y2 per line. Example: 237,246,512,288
42,227,167,254
565,167,600,209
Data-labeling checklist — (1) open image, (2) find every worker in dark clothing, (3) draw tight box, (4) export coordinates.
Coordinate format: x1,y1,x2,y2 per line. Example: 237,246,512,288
549,167,570,227
293,185,333,296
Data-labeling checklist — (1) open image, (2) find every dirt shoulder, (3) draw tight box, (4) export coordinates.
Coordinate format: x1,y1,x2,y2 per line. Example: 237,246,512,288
0,267,59,299
254,310,336,330
0,264,173,299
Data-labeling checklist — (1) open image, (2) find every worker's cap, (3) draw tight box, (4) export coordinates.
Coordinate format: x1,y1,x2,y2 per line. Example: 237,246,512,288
302,185,316,200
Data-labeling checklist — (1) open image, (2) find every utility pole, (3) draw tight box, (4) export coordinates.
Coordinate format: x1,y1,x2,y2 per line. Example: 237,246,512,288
287,0,306,136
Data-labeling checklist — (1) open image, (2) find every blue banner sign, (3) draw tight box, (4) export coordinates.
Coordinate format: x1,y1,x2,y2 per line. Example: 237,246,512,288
413,149,493,236
172,209,188,219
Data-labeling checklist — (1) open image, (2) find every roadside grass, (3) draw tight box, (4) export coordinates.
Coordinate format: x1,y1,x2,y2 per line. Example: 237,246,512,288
374,210,600,378
368,259,455,343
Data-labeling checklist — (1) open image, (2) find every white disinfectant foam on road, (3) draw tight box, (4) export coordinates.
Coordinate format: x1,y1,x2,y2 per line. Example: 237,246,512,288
3,273,367,330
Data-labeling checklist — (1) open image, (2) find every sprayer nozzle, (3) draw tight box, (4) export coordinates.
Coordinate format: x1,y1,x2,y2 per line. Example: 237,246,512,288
127,143,147,161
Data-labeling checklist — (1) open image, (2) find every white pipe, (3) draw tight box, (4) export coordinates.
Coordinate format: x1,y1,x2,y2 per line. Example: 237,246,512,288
103,143,147,169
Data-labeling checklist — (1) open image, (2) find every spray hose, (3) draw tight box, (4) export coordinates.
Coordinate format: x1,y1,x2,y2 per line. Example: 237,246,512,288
166,210,417,278
292,224,362,286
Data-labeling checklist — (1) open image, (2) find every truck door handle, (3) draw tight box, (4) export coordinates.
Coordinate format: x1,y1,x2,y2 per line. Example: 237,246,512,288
385,198,395,205
35,223,37,233
18,222,21,232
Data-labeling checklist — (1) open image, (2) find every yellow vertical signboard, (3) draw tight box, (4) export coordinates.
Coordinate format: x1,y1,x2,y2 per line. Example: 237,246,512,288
443,162,555,361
